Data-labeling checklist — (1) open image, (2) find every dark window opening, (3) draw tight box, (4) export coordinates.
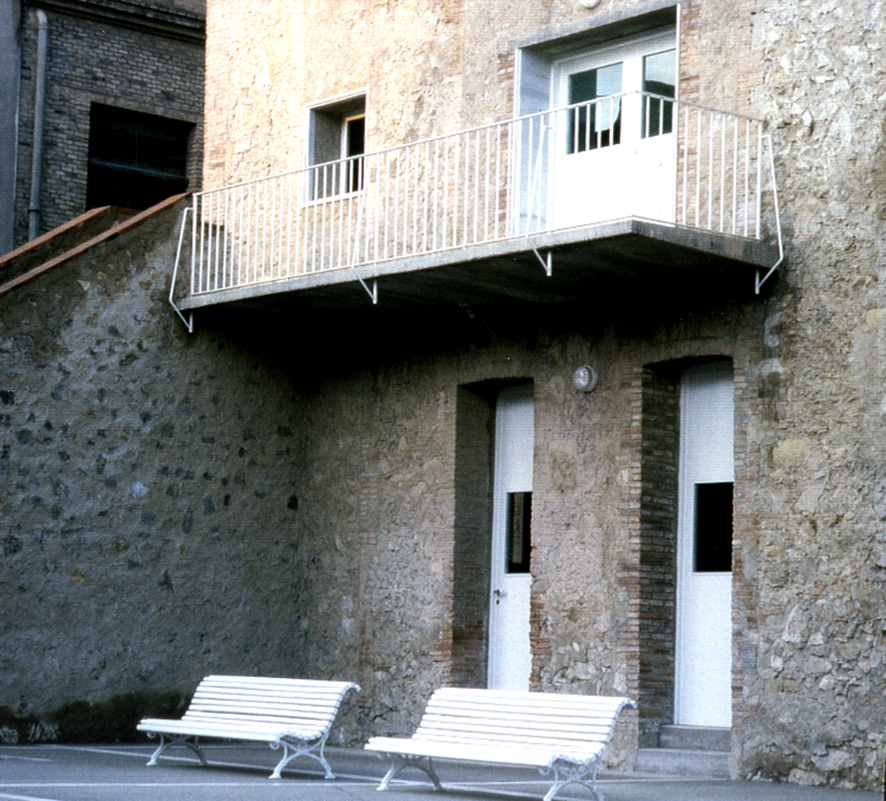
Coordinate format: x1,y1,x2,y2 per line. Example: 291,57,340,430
694,482,733,572
506,491,532,573
86,104,192,211
344,114,365,193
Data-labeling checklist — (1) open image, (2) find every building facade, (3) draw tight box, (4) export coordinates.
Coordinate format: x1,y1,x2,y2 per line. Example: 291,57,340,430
1,0,886,793
0,0,205,254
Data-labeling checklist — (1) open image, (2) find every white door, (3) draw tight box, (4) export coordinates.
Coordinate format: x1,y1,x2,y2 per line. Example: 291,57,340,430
675,362,734,727
553,31,677,228
488,384,534,690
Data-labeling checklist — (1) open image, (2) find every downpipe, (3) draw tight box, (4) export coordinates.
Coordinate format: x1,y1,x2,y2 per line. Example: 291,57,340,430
28,9,48,240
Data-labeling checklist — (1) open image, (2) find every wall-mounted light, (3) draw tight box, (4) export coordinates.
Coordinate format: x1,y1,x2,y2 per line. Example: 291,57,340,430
572,365,598,392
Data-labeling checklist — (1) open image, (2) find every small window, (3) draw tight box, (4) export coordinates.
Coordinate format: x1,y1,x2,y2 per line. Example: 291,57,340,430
642,49,676,138
86,104,193,211
309,95,366,199
694,482,733,572
506,491,532,573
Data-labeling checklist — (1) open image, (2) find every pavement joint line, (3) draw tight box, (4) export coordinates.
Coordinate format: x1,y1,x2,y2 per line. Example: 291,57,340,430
0,783,376,789
0,756,53,763
0,794,64,801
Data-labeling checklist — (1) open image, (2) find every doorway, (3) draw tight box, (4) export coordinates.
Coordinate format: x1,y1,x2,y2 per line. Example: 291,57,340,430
552,30,677,228
675,362,734,727
487,383,534,690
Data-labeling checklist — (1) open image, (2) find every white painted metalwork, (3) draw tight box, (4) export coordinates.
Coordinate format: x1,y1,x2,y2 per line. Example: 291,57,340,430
365,687,637,801
755,133,783,294
137,675,360,780
178,94,778,302
168,205,194,332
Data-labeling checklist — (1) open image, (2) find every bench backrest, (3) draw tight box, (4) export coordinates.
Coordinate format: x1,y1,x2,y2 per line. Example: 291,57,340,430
412,688,634,750
181,675,359,734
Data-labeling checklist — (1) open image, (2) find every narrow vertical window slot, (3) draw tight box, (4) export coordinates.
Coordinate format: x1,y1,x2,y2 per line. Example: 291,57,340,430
694,482,733,572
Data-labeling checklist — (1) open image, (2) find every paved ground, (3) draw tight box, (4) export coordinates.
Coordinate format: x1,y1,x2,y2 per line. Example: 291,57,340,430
0,744,881,801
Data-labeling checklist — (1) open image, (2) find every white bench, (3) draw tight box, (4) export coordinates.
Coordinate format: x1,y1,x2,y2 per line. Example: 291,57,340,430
137,675,360,779
365,687,636,801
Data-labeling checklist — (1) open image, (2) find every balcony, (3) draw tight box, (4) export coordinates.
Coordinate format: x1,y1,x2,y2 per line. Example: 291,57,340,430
171,93,781,327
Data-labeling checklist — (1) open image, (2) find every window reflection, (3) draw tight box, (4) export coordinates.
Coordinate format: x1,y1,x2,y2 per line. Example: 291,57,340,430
568,62,622,152
506,491,532,574
642,49,676,138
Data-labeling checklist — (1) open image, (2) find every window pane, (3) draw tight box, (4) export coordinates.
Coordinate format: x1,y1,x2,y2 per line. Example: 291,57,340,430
568,63,622,153
642,49,676,138
694,482,732,572
506,491,531,573
344,115,365,192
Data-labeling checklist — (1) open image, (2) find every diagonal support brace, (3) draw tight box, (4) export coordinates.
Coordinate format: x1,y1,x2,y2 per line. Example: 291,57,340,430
145,731,208,767
169,205,195,333
532,248,553,277
357,276,378,304
540,757,603,801
756,133,783,294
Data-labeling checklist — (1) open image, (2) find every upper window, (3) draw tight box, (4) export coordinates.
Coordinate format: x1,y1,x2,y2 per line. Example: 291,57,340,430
308,94,366,199
86,104,193,211
556,32,675,152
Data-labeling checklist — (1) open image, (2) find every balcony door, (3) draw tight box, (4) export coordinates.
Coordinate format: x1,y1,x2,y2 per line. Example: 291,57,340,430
553,32,677,229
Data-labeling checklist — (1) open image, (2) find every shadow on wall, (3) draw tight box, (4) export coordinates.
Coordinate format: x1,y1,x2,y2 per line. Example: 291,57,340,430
0,691,187,744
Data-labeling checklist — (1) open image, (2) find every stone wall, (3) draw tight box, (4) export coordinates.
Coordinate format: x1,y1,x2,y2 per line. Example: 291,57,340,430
733,0,886,788
0,204,761,758
0,203,323,741
3,0,886,792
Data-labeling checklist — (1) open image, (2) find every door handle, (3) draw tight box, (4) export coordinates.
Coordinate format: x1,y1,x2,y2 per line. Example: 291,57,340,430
493,589,507,597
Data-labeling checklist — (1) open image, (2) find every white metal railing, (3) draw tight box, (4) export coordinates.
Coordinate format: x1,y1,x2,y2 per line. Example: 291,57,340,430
181,93,777,299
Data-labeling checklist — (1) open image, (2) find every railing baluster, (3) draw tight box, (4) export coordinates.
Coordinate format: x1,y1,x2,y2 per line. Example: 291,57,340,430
484,125,491,242
191,193,199,294
205,190,214,290
719,112,726,233
412,144,420,255
756,123,763,240
286,170,293,276
746,119,753,239
224,187,230,288
476,127,482,243
241,183,248,286
214,189,222,288
313,167,319,272
198,190,207,291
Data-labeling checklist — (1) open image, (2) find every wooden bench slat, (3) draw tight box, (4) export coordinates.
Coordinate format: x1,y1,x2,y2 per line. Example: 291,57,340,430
367,736,607,766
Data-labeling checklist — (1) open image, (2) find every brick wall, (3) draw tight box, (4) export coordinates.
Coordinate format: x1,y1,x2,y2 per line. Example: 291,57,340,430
13,2,204,246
